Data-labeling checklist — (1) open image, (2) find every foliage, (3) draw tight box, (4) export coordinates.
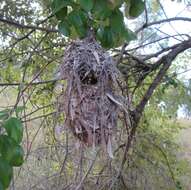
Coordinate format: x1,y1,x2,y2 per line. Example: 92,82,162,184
0,113,24,189
126,105,187,190
51,0,144,48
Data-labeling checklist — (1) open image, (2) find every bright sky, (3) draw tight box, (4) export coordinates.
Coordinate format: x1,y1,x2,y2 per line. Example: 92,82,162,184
161,0,191,80
146,0,191,81
161,0,191,40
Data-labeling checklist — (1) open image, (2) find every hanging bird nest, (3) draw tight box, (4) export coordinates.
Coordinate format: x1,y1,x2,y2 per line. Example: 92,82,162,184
58,37,124,154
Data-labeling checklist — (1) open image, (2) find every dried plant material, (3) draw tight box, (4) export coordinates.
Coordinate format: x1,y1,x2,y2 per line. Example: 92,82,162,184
58,37,124,155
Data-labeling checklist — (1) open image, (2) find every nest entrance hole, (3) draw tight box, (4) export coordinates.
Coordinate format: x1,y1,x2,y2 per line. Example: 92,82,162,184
78,63,98,85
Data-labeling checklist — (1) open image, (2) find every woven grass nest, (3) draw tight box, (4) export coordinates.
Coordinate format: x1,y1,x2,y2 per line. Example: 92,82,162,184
58,37,124,156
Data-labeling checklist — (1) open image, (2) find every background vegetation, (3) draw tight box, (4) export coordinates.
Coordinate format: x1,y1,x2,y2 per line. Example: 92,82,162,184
0,0,191,189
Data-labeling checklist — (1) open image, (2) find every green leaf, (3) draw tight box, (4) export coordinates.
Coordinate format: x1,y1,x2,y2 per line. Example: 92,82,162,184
3,117,23,144
55,7,67,20
10,145,24,167
176,181,183,190
68,10,88,38
97,27,115,48
77,10,88,25
123,28,137,41
0,109,9,120
68,10,85,26
15,106,25,118
70,26,79,39
0,107,25,120
75,26,87,38
96,27,104,41
0,181,3,190
107,9,136,47
58,20,71,36
108,0,123,9
79,0,93,11
93,0,112,20
110,9,124,33
129,0,145,18
0,157,13,188
0,135,24,167
0,135,17,163
51,0,73,15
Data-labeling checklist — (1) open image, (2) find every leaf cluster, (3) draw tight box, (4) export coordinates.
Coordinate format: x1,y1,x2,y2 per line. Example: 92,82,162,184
0,111,24,190
51,0,145,48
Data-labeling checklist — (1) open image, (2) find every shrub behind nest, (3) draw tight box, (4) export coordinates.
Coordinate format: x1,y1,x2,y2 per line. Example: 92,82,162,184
58,37,123,156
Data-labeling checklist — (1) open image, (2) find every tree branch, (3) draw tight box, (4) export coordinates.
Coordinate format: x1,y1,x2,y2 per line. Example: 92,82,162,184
135,38,191,119
136,17,191,33
115,39,191,173
0,79,58,87
0,16,58,33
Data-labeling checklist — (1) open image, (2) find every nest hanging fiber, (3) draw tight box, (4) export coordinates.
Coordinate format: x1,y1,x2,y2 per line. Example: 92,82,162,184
59,37,122,151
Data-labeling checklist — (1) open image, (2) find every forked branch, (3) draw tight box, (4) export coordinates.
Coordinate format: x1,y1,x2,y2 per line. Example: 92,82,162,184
135,38,191,123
